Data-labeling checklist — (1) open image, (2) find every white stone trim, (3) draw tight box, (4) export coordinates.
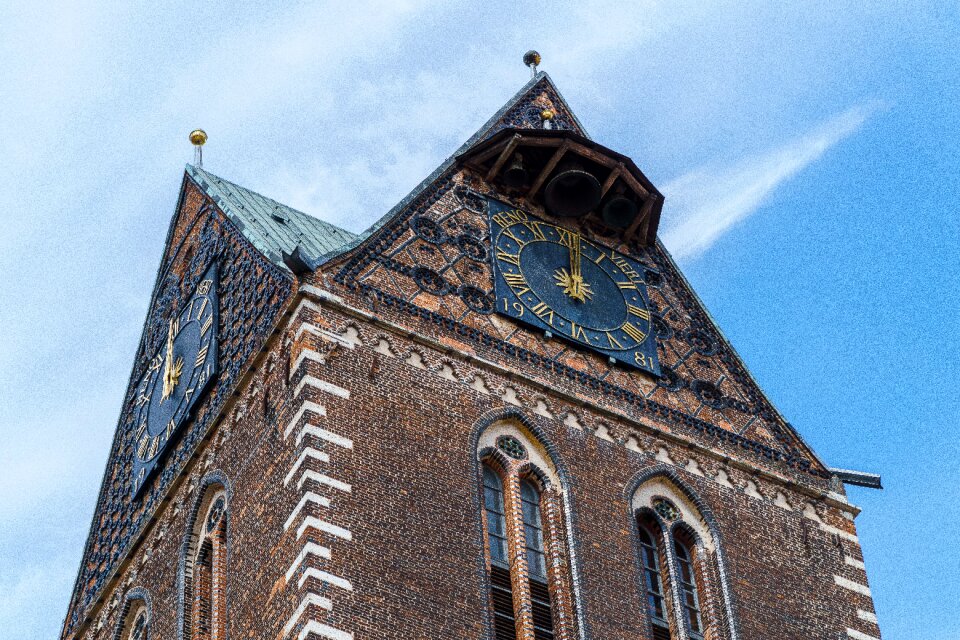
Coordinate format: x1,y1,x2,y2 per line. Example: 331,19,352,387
297,470,351,493
285,402,328,438
295,375,351,400
281,593,332,637
297,621,353,640
295,323,356,349
845,555,866,570
297,567,353,591
286,298,324,330
299,284,345,305
285,448,331,487
857,610,878,624
290,349,327,379
296,424,353,450
285,543,332,583
834,574,872,597
297,516,352,541
284,492,332,532
822,521,859,543
846,628,879,640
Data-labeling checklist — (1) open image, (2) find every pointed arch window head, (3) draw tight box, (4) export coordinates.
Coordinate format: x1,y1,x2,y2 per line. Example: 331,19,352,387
477,420,574,640
632,475,734,640
115,597,149,640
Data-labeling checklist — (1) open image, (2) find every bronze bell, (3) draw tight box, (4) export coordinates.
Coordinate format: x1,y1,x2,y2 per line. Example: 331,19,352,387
502,153,528,188
601,191,639,229
543,162,601,217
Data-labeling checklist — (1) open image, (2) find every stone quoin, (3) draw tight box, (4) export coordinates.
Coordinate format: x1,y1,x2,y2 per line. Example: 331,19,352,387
61,70,882,640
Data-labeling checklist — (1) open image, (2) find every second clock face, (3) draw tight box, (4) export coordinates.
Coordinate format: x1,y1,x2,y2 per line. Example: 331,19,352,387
130,265,219,498
489,200,661,375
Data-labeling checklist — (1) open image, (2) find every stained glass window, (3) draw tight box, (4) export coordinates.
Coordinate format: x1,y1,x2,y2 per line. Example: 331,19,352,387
497,435,527,460
653,498,680,521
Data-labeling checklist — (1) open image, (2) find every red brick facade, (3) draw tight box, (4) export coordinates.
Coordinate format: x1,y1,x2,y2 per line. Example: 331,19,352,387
63,76,881,640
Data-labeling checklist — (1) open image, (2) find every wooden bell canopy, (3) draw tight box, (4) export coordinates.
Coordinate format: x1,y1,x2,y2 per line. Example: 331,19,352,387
455,128,664,246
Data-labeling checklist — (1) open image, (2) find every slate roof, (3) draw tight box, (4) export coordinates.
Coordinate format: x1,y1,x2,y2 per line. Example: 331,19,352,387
186,164,357,269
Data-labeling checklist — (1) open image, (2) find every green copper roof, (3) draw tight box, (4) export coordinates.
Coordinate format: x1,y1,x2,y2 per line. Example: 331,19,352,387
186,164,357,269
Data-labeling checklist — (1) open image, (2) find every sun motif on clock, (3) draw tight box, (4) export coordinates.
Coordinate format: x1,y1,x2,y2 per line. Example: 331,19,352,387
129,264,219,498
489,200,661,375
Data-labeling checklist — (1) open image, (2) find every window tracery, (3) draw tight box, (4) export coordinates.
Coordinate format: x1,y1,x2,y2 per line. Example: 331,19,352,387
633,477,732,640
478,422,575,640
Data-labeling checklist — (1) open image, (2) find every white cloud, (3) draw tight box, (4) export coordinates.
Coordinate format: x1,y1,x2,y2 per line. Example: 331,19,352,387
659,102,880,260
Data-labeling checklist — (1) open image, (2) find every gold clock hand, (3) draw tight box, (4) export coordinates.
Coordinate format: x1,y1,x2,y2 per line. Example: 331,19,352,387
569,233,586,302
162,318,175,400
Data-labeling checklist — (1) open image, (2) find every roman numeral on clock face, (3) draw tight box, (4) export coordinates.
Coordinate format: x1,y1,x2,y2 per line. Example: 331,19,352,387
530,301,555,325
502,272,530,295
627,304,650,320
496,249,521,267
622,322,646,343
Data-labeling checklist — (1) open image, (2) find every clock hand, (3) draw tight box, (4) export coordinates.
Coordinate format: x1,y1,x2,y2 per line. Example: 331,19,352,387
162,318,176,400
568,233,586,302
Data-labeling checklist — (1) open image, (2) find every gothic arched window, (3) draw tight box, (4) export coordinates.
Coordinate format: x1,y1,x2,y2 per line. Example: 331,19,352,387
478,424,576,640
183,486,228,640
632,479,735,640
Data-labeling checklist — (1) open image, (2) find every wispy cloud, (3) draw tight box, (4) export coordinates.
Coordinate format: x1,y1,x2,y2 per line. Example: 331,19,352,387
659,102,880,260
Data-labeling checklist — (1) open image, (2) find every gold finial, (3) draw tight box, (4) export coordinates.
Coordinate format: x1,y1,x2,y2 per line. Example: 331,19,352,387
523,50,541,77
189,129,208,146
189,129,207,167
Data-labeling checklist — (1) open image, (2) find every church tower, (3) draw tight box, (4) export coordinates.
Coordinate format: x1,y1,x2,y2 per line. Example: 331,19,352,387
61,65,883,640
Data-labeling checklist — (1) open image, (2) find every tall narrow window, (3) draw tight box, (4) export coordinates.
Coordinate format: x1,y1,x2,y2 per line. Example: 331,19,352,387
479,427,577,640
521,479,554,640
674,535,704,639
633,483,732,640
183,487,227,640
638,516,672,640
484,465,516,640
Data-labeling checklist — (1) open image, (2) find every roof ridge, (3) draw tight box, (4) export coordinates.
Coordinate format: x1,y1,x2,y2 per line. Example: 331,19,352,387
187,165,353,234
185,164,356,269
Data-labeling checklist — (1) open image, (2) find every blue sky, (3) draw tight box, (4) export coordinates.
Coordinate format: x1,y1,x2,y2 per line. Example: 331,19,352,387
0,2,957,638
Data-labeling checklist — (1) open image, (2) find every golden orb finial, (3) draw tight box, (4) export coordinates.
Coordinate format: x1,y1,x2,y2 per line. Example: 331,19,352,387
189,129,208,146
523,50,541,68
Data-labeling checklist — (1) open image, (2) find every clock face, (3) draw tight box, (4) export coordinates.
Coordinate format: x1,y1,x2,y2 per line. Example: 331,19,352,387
489,200,660,375
130,265,219,498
